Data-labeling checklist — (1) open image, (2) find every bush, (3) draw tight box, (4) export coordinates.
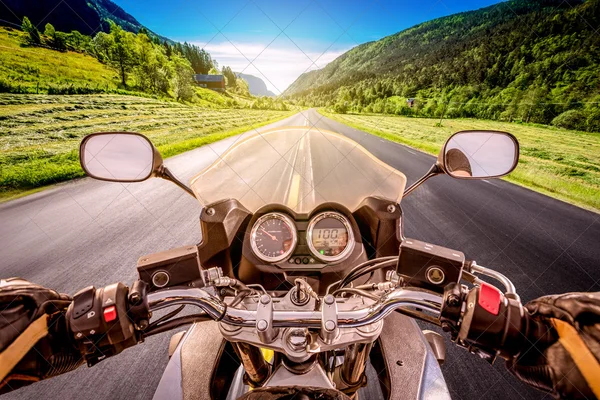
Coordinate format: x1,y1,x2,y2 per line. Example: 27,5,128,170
333,101,348,114
551,109,586,130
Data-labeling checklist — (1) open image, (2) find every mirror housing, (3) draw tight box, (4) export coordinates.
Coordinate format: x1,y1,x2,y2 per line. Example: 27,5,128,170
403,130,520,197
80,132,194,196
438,130,519,179
80,132,163,182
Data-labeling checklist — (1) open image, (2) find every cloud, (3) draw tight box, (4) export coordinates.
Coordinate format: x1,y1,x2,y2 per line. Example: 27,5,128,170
199,42,347,95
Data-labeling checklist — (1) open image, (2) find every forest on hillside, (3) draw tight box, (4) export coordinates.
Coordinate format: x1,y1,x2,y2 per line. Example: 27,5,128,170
1,18,292,108
13,17,214,99
285,0,600,132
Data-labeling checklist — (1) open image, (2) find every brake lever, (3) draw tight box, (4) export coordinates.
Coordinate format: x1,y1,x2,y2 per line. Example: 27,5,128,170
467,261,519,302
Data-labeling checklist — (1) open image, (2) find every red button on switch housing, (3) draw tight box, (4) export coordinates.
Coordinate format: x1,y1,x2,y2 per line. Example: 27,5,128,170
478,282,501,315
103,305,117,322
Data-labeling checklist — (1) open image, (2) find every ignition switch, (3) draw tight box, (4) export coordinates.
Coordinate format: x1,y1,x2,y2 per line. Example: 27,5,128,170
291,280,310,306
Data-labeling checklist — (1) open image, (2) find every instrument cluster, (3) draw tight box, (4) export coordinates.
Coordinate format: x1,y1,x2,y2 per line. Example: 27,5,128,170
248,209,356,268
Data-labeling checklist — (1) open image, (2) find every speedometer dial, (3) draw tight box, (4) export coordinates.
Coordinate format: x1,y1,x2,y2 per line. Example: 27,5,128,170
307,211,354,262
250,213,297,263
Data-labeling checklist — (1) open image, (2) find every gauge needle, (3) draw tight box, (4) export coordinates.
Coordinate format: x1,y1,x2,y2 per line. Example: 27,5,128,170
261,228,278,241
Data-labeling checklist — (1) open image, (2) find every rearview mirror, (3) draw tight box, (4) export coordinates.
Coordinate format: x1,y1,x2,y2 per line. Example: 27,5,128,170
403,129,520,196
80,132,163,182
439,130,519,179
80,132,195,196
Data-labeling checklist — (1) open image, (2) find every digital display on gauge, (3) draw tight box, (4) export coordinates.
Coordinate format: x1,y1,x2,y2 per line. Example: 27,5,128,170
310,216,350,258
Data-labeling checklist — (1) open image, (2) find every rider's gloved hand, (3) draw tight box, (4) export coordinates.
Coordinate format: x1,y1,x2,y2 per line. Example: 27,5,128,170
507,292,600,399
0,278,83,393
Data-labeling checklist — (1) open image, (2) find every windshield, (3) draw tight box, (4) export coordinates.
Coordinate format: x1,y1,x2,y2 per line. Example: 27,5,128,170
190,127,407,213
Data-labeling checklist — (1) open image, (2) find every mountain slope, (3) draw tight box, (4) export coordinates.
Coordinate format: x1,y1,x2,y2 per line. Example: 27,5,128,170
284,0,600,130
235,72,276,97
0,0,163,38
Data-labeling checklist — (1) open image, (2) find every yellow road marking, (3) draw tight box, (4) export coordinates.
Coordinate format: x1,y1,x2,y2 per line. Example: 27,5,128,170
286,135,305,208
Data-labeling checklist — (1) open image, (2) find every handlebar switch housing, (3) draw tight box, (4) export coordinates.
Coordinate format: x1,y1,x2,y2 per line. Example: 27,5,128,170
67,283,139,366
456,284,530,362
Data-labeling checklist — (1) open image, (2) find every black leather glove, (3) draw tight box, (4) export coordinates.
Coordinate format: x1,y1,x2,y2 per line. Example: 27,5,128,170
0,278,83,393
507,292,600,399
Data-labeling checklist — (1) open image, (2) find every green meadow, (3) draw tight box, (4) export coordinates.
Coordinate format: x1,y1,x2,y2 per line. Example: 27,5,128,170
319,110,600,213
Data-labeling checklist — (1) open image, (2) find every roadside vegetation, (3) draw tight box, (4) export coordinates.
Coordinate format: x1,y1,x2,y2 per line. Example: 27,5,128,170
0,94,293,200
0,24,288,111
319,110,600,213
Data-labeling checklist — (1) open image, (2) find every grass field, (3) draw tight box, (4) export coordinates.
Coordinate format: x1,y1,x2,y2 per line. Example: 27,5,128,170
0,94,293,200
319,110,600,213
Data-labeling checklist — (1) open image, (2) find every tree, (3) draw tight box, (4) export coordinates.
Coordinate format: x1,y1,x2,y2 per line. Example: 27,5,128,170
91,32,114,62
222,66,237,88
235,78,250,96
164,41,172,57
171,54,194,101
107,23,136,87
44,23,55,38
208,67,220,75
53,32,67,51
133,33,170,93
22,16,40,45
42,23,66,50
66,30,87,51
133,33,154,90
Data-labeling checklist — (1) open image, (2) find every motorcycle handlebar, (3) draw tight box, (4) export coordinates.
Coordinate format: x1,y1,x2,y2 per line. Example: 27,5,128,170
146,287,443,328
145,282,555,362
69,279,553,368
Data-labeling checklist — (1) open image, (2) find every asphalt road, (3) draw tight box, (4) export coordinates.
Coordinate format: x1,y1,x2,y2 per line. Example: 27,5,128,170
1,109,598,400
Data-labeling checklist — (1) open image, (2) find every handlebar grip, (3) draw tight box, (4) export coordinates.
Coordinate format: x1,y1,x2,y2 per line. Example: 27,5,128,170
455,283,556,361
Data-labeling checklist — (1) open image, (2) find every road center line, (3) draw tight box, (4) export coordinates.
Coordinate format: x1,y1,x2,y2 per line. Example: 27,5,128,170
286,134,305,208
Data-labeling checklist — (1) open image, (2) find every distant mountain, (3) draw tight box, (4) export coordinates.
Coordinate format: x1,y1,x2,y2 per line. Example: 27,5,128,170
0,0,166,40
283,0,600,130
236,72,276,97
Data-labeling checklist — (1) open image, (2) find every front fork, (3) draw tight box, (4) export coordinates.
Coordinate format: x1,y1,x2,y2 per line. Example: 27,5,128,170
231,342,270,386
233,341,373,397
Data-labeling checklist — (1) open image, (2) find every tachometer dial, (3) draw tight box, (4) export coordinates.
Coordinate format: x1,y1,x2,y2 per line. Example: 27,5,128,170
251,213,297,263
307,211,354,262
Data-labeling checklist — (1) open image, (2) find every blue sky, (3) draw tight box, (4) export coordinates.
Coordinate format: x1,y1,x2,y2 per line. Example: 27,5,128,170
116,0,503,93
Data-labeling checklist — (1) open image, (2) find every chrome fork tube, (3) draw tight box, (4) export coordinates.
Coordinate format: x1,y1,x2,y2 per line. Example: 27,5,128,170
232,342,270,387
341,342,373,387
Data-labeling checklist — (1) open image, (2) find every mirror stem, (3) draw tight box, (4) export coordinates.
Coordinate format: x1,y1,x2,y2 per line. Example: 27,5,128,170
403,163,444,197
155,165,195,198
